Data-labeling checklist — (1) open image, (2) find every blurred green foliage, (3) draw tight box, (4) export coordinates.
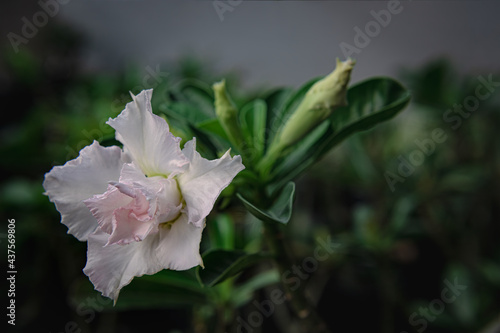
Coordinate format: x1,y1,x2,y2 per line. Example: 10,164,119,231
1,26,499,333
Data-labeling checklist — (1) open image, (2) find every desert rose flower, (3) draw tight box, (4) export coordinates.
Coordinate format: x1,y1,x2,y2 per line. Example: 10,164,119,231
43,89,244,301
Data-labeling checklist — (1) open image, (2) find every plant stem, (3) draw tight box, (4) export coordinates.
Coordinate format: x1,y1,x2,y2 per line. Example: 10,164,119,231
256,142,283,178
263,222,331,333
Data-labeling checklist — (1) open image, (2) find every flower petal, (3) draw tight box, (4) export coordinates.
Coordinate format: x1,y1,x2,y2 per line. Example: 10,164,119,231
86,162,184,246
84,214,203,301
43,141,126,241
155,214,204,271
107,202,153,246
84,185,133,235
85,180,156,246
119,163,183,224
84,229,157,302
106,89,189,177
178,139,245,227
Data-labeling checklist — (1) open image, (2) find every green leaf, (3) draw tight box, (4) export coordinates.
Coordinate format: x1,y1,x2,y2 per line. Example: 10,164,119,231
197,250,269,287
263,88,293,117
237,182,295,225
158,80,214,126
327,77,411,146
239,99,267,161
207,213,235,250
188,125,220,159
166,102,212,125
262,88,292,147
175,78,215,117
70,269,207,311
197,118,230,142
272,77,410,187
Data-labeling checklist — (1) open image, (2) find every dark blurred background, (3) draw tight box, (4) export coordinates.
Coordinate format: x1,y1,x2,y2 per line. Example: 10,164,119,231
1,1,499,332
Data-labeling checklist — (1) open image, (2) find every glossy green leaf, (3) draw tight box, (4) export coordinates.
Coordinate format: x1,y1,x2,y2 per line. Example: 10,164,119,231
175,78,215,117
327,77,411,146
166,102,211,125
237,182,295,225
240,99,267,161
263,88,293,118
197,250,269,287
262,88,292,148
207,213,235,250
159,79,215,126
197,118,230,142
188,125,220,159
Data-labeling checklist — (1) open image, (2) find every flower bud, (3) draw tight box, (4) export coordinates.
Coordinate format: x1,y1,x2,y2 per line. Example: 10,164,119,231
274,58,355,150
213,79,245,152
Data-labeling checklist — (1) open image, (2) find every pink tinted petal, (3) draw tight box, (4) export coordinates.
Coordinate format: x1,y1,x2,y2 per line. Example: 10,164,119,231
120,162,183,223
84,185,133,235
106,205,154,245
178,139,245,227
127,190,150,221
111,181,182,243
43,142,125,241
87,181,154,246
86,162,185,246
106,89,189,177
84,214,203,301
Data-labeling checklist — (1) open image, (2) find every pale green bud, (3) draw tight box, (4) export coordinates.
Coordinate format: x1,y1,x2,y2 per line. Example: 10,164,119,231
275,58,355,150
213,79,237,122
213,79,245,152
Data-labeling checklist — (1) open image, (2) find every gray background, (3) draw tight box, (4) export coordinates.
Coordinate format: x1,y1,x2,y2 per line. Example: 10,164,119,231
2,0,499,87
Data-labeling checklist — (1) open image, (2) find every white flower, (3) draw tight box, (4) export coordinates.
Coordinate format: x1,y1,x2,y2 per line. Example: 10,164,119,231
43,89,244,301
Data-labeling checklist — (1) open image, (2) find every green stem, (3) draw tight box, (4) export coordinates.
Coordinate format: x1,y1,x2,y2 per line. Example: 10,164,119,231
256,142,283,179
263,222,331,332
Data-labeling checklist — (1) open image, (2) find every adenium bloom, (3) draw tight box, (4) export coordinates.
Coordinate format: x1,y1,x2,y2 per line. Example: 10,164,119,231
43,89,244,301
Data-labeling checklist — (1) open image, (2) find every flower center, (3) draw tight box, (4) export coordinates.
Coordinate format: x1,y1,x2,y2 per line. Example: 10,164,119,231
152,176,184,228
